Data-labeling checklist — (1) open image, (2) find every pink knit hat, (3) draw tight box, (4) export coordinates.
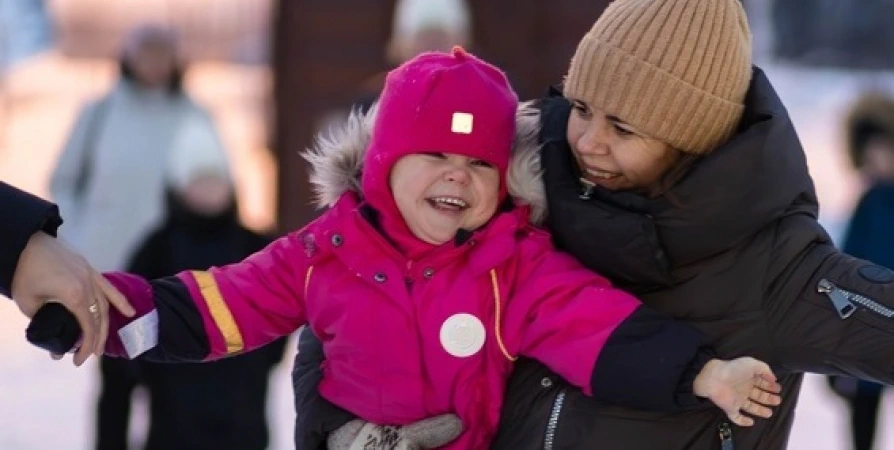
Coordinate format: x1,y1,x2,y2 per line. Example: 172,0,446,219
361,46,518,256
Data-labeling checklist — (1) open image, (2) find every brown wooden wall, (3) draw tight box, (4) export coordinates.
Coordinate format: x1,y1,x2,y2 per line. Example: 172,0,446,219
271,0,611,232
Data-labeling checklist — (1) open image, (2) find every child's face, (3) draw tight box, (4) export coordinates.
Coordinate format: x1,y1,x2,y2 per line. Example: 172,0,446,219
180,173,232,216
390,153,500,245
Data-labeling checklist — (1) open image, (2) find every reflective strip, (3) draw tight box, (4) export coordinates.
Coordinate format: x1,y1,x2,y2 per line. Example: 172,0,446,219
490,269,517,362
304,265,314,299
191,271,244,354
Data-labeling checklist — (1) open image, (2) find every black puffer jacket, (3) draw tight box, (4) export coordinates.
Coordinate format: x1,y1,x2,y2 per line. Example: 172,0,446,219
291,68,894,449
0,182,62,296
491,68,894,449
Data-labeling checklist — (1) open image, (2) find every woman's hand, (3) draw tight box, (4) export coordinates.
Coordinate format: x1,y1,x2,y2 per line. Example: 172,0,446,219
693,357,782,427
11,232,134,365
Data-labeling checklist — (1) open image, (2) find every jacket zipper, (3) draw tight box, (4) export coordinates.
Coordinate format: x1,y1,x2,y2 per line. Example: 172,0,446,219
543,389,566,450
817,279,894,320
718,422,734,450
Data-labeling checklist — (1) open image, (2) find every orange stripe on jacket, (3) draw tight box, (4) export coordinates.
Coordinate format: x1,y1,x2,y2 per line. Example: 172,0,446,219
191,271,244,354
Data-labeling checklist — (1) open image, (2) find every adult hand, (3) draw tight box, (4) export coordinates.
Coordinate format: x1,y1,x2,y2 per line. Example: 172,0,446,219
693,357,783,427
10,231,134,366
328,413,463,450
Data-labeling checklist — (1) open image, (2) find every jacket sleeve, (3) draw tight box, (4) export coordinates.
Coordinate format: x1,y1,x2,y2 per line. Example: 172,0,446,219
772,237,894,384
506,233,714,411
0,182,63,296
102,231,309,362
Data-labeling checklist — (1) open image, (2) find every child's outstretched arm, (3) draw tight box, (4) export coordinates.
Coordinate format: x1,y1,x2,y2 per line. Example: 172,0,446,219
505,232,781,424
30,231,310,363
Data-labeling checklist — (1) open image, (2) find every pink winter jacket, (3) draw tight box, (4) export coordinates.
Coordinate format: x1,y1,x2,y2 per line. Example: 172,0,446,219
104,190,645,448
100,107,713,449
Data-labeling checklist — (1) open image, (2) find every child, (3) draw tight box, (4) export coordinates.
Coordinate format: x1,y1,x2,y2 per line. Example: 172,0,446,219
95,138,286,450
37,48,781,449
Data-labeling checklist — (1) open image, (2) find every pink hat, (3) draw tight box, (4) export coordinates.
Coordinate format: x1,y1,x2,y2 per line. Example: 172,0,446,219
361,46,518,256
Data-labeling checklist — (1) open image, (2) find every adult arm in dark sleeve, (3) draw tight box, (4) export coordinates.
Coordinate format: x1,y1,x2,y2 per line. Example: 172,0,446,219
0,181,62,296
771,213,894,384
293,328,357,450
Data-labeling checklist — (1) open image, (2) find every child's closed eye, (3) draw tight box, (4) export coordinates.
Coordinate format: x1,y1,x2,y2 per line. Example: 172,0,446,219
471,159,494,168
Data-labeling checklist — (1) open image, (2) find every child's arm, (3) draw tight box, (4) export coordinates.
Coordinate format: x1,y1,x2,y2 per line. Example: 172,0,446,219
507,235,780,425
99,231,309,363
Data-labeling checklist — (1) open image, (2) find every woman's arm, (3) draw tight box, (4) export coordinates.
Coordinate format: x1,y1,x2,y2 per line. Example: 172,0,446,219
773,241,894,384
508,233,780,423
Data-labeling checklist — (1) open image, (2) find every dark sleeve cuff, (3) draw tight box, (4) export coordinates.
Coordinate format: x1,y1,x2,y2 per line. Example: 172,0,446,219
673,347,717,409
589,305,713,412
294,328,357,450
0,183,62,296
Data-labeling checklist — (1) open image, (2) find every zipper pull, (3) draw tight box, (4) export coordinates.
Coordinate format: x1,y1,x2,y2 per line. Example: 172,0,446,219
817,279,857,319
718,422,734,450
579,178,596,200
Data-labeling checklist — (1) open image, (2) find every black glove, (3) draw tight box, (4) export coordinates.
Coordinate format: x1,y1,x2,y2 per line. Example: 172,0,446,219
25,302,81,354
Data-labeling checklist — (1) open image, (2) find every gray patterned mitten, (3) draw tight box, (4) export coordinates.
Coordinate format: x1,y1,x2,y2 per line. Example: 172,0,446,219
327,414,463,450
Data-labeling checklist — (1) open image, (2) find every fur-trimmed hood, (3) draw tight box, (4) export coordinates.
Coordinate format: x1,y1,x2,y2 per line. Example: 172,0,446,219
303,101,547,224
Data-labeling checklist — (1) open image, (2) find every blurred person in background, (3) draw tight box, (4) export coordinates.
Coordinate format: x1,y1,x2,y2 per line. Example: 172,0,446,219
827,92,894,450
353,0,472,112
119,131,286,450
47,23,230,450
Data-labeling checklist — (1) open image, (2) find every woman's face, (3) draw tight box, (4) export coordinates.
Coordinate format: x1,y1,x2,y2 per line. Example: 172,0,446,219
128,39,176,88
566,98,681,192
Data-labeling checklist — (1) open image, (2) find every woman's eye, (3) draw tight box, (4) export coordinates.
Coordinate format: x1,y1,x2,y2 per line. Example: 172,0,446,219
613,124,634,136
572,102,591,118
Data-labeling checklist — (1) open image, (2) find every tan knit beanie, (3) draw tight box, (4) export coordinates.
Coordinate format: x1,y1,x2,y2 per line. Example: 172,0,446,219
564,0,753,154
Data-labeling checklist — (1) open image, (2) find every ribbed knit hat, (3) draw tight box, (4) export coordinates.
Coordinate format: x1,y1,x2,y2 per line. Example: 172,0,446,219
362,46,517,257
564,0,753,154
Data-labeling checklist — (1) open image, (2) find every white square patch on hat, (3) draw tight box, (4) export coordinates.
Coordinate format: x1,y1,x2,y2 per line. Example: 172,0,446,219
451,112,473,134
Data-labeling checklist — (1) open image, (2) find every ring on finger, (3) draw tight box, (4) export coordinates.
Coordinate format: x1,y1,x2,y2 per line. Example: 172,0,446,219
88,303,99,314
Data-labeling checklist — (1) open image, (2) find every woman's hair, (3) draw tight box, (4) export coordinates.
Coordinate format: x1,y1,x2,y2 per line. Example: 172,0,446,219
119,57,184,94
119,24,184,94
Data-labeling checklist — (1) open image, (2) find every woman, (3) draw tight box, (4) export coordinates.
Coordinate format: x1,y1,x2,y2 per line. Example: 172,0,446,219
49,24,229,450
50,24,226,273
295,0,894,448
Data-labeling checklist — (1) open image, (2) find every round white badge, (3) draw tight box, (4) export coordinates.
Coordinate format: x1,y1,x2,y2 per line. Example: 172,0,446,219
439,313,486,358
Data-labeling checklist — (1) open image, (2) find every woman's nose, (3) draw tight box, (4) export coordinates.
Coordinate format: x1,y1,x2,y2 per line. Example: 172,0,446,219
577,125,611,157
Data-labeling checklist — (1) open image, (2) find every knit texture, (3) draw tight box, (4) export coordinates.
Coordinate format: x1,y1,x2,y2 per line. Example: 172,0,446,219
564,0,753,154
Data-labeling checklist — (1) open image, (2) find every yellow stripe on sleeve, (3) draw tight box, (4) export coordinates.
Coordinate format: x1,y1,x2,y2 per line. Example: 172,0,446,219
191,271,244,354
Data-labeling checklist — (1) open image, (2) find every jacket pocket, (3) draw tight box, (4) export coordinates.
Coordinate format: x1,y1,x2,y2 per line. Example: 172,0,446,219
780,249,894,382
491,358,566,450
816,278,894,328
549,390,724,450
